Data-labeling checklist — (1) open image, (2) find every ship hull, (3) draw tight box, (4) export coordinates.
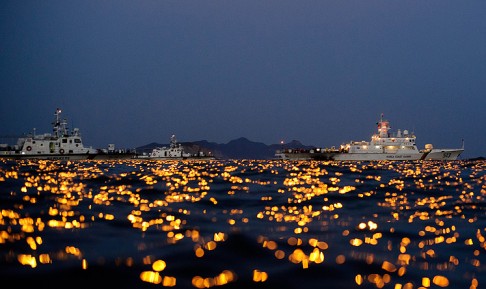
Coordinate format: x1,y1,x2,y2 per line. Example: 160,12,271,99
278,150,462,161
279,152,422,161
332,153,422,161
0,153,97,161
0,152,137,161
276,152,334,160
423,149,464,160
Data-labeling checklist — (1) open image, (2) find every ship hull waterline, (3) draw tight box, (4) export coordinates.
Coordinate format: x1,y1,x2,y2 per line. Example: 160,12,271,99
279,149,464,161
0,153,137,161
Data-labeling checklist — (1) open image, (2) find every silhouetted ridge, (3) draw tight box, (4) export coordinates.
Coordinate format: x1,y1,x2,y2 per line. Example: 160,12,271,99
136,138,480,160
136,137,305,159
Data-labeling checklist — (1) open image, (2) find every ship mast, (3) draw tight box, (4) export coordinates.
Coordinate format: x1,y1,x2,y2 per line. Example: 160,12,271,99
52,108,69,138
52,108,62,138
377,113,390,138
170,134,177,148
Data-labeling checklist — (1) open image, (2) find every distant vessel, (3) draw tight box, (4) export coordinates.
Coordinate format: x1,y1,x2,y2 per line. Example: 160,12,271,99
0,108,137,160
141,135,215,160
276,114,464,161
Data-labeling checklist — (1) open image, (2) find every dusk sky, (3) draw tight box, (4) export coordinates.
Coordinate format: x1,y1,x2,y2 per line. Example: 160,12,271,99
1,1,485,158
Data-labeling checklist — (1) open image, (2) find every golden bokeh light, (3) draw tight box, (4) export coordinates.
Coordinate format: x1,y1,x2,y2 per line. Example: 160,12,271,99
0,159,484,288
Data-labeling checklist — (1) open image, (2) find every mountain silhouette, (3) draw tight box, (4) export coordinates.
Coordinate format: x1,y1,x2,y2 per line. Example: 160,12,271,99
136,137,315,159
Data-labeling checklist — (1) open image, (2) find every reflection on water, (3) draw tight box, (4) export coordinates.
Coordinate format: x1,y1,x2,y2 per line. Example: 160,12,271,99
0,159,484,288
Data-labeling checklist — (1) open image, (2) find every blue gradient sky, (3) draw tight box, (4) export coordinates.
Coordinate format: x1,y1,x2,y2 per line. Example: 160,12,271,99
1,1,485,158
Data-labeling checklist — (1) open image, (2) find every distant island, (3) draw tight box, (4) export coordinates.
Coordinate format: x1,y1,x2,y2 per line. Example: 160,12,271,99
135,137,312,160
135,138,481,160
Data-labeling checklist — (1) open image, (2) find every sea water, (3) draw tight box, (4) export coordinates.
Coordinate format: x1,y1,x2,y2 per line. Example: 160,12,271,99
0,159,484,289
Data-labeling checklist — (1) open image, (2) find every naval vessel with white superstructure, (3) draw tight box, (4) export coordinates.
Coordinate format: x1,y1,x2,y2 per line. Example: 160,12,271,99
0,108,137,160
276,114,464,161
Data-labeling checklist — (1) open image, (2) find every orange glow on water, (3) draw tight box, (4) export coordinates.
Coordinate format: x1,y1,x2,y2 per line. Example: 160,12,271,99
0,159,484,288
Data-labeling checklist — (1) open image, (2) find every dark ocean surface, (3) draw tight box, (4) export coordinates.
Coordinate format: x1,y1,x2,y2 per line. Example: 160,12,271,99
0,159,484,289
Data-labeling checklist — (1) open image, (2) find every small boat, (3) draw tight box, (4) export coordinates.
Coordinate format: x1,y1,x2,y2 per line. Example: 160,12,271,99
420,143,465,160
141,134,215,160
0,108,137,160
276,114,464,161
